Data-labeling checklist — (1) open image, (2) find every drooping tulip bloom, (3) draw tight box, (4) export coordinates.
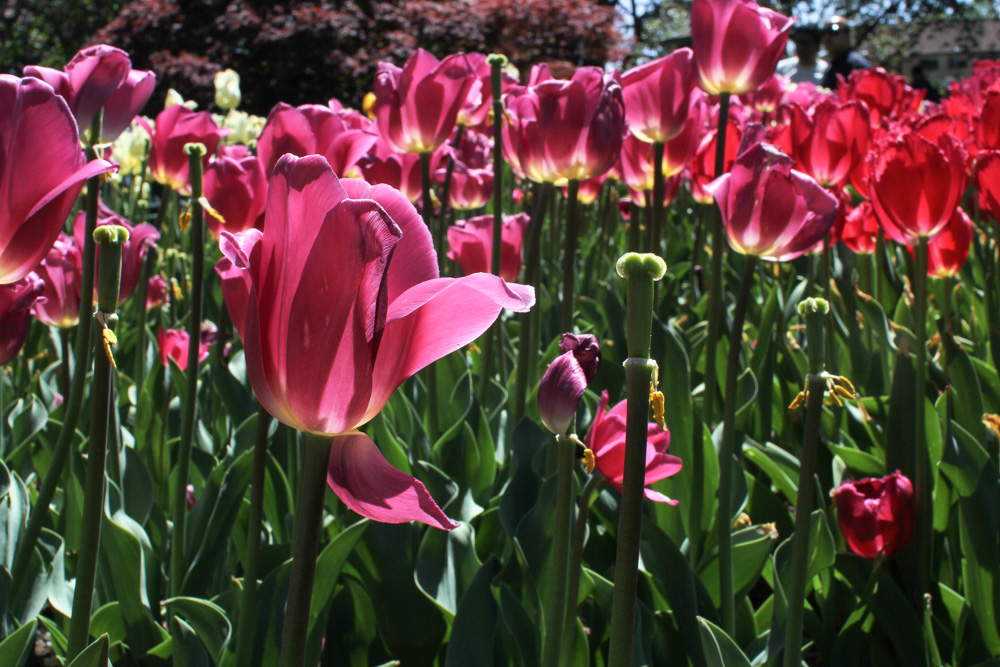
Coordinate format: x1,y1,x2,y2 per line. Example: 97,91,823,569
256,103,377,178
25,44,156,142
621,48,701,144
868,127,967,244
158,324,213,371
216,154,534,528
834,471,915,559
447,213,529,281
32,234,82,328
841,201,879,255
1,274,45,365
586,391,681,504
538,334,601,436
73,204,159,305
705,133,839,261
503,68,625,186
144,104,226,192
788,100,870,188
690,0,793,95
921,206,973,278
374,49,477,154
0,75,115,285
203,152,268,235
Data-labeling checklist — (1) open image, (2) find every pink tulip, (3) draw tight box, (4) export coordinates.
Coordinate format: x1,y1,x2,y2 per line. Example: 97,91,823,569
586,391,681,504
621,48,702,144
144,105,226,193
147,274,169,309
1,274,45,365
73,203,159,305
447,213,530,281
741,74,789,114
503,67,625,186
457,53,518,129
538,334,602,435
158,324,214,371
374,49,477,154
256,102,377,179
435,161,493,210
0,75,115,285
619,101,705,192
216,154,534,528
25,44,156,142
32,234,82,328
203,152,268,235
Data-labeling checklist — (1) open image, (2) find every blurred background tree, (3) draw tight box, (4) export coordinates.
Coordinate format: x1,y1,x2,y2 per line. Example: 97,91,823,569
1,0,126,71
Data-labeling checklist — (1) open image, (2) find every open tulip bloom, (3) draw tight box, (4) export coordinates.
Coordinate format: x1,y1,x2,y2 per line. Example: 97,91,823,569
217,154,534,529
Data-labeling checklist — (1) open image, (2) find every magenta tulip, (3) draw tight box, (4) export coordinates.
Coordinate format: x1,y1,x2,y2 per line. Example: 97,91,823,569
0,274,45,365
203,152,268,235
147,274,169,309
834,471,915,559
447,212,530,281
538,334,602,436
0,75,115,285
621,48,701,144
145,105,226,192
216,154,533,528
158,325,213,371
359,135,447,203
435,161,493,210
256,102,377,178
32,234,82,328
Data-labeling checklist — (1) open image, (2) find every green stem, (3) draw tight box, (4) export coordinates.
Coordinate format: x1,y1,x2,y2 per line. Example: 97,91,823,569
542,435,576,667
650,141,665,255
560,180,581,333
914,236,931,600
420,151,441,269
133,249,155,392
438,125,465,233
629,201,642,254
278,433,333,667
561,472,602,658
716,254,758,636
234,409,273,667
170,144,207,597
876,230,886,305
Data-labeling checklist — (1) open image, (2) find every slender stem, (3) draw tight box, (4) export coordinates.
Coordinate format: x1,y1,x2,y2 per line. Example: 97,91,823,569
876,230,886,305
650,141,665,255
914,236,931,600
234,409,273,667
561,473,603,657
541,435,576,667
170,144,207,597
717,254,758,635
703,92,732,431
942,275,953,373
59,330,71,402
420,152,441,269
133,250,155,391
560,180,581,333
438,125,465,233
279,433,333,667
629,201,642,253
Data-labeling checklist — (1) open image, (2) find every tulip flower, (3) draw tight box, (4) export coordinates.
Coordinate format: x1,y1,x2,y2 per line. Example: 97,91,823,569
203,152,268,235
841,201,879,255
374,49,477,154
147,274,169,309
688,117,742,203
619,104,705,193
144,104,226,192
741,74,789,115
434,161,493,210
32,234,82,328
359,136,446,203
502,67,626,186
920,206,973,278
690,0,793,95
834,471,915,559
215,69,241,110
73,204,159,305
586,391,681,503
837,68,923,128
158,326,213,371
705,134,839,261
788,100,870,188
975,150,1000,223
447,213,530,282
0,75,116,285
1,274,45,365
538,334,601,436
256,102,377,179
216,154,533,527
24,44,156,142
621,48,701,144
456,53,517,129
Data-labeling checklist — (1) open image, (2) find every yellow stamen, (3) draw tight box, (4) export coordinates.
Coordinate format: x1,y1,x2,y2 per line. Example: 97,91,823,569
179,211,191,231
984,414,1000,440
199,196,226,225
582,448,595,475
102,329,118,369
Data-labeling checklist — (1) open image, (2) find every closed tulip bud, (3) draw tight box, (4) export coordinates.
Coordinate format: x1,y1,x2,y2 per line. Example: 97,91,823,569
214,69,241,110
538,333,601,435
1,274,45,365
834,471,915,559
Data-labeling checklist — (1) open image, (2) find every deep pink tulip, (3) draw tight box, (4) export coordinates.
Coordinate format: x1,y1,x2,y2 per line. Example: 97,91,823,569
1,273,45,365
586,391,681,504
538,334,601,436
457,53,518,129
619,102,705,193
25,44,156,142
447,212,530,281
256,102,377,179
834,471,914,559
144,105,226,193
203,153,268,236
147,274,169,309
741,74,789,115
503,67,625,186
359,136,447,203
690,0,793,95
621,48,701,144
705,132,839,261
788,100,870,188
435,161,493,211
73,203,159,305
158,325,213,371
921,206,973,278
32,234,82,328
0,75,115,285
841,201,879,255
374,49,477,154
216,154,534,528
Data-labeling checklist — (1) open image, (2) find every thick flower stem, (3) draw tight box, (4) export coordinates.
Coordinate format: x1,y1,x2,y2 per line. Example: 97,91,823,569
279,433,333,667
67,225,126,661
703,91,732,431
560,179,582,333
650,141,666,255
783,299,830,667
234,408,273,667
542,435,576,667
10,112,103,595
561,473,603,658
170,143,207,597
914,237,931,600
609,252,666,667
717,254,758,636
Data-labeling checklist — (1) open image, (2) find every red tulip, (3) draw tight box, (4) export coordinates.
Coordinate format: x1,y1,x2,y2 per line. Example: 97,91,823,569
975,150,1000,224
688,115,742,203
868,126,966,244
841,201,879,255
690,0,793,95
158,324,214,371
145,105,226,193
203,152,268,235
447,212,529,281
0,273,45,365
741,74,789,115
837,68,923,128
216,154,534,528
374,49,476,154
32,234,81,328
788,100,870,188
705,132,838,261
24,44,156,142
621,48,701,144
502,67,625,186
977,88,1000,151
256,102,377,179
586,391,681,504
834,471,915,559
538,334,601,436
0,75,115,285
73,203,159,305
923,206,973,278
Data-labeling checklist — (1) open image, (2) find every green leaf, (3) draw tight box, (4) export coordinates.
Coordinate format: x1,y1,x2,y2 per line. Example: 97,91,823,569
6,396,47,455
444,557,501,667
959,465,1000,655
416,523,481,618
164,597,231,664
0,620,37,667
829,444,885,477
65,633,110,667
698,616,752,667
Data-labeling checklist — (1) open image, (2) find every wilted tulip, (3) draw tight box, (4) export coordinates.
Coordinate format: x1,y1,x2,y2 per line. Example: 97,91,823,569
447,213,529,281
538,333,601,436
144,104,226,192
1,274,45,365
834,471,915,559
31,234,81,328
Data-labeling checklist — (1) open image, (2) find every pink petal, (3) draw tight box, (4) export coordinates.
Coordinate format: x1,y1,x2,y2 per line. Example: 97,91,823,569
644,488,680,505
